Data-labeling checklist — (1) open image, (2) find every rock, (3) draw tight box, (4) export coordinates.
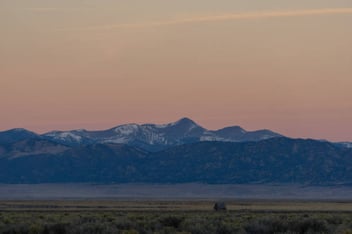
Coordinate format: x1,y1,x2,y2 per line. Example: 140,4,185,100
214,202,227,211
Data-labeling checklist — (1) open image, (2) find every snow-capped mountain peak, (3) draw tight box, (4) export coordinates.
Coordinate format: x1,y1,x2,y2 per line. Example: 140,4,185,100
34,118,283,151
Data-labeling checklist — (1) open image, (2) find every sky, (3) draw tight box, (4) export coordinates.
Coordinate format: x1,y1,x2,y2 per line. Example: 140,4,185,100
1,0,352,141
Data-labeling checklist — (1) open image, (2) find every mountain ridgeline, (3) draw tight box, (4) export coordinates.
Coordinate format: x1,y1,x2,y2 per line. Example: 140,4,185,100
0,118,351,184
39,117,281,151
0,118,281,151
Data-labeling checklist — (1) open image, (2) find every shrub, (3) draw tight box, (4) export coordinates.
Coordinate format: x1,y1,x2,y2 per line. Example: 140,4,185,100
159,216,184,229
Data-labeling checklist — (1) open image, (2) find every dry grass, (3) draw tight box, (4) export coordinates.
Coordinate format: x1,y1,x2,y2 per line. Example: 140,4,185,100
1,200,352,233
1,200,352,212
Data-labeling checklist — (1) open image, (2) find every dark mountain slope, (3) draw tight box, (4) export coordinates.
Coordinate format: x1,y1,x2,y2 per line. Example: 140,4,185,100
0,129,39,145
0,137,352,184
142,138,352,184
0,142,147,183
0,138,70,159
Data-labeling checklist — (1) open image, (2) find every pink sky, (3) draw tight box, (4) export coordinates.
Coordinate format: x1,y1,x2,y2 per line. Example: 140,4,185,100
1,0,352,141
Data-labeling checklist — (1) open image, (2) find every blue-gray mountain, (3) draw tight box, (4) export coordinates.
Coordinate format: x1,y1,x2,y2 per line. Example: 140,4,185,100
1,118,282,151
0,128,38,144
0,137,352,184
1,118,352,184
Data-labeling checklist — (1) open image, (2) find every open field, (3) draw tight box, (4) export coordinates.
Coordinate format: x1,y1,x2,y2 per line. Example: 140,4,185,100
1,183,352,200
1,200,352,233
2,200,352,212
1,184,352,233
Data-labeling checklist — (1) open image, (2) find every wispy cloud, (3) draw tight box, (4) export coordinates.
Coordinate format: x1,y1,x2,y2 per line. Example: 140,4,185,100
24,7,63,12
23,7,92,13
57,8,352,31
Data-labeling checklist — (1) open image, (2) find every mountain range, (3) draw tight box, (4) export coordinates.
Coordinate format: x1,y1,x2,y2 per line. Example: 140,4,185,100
1,118,282,151
0,118,351,184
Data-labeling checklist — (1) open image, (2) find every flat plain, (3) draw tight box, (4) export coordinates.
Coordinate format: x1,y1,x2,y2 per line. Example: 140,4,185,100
1,184,352,233
1,200,352,233
1,183,352,200
2,199,352,212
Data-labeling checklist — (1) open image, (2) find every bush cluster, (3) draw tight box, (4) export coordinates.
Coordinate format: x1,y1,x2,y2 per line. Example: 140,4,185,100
1,211,352,234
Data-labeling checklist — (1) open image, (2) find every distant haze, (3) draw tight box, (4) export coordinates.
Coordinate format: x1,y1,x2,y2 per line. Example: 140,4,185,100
1,184,352,200
1,0,352,141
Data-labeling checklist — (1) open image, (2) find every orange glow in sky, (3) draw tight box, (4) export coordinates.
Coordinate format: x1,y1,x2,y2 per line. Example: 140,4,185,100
1,0,352,141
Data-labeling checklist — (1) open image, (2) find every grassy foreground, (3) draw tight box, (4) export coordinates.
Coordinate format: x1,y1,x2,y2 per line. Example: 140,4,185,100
1,200,352,233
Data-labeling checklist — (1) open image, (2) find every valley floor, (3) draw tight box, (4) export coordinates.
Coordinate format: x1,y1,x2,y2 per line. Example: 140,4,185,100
1,200,352,233
1,183,352,200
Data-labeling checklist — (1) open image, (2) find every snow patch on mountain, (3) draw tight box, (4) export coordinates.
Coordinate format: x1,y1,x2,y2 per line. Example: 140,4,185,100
200,135,231,142
114,124,139,135
39,118,283,150
338,142,352,148
45,132,83,142
103,137,130,144
260,135,275,140
150,124,169,129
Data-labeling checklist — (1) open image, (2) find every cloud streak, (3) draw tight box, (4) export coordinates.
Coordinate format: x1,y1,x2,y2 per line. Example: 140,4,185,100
60,8,352,31
23,7,93,13
25,8,61,12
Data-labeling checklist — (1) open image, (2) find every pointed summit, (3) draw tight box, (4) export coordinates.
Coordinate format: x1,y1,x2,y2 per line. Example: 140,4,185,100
163,118,206,139
172,117,199,127
178,117,194,122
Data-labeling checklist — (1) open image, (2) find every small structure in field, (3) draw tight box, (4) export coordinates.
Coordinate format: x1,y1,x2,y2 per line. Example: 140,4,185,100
213,202,227,211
